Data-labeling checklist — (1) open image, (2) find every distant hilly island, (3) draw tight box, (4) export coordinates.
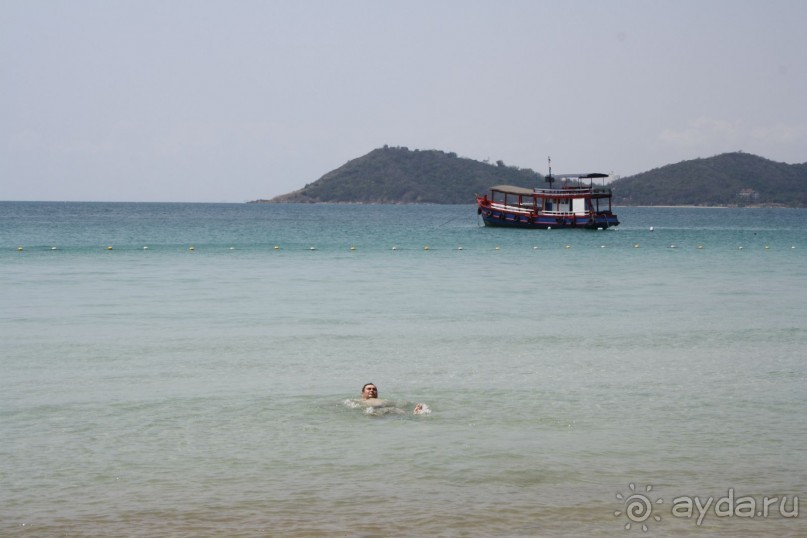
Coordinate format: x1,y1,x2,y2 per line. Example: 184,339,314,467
253,146,807,207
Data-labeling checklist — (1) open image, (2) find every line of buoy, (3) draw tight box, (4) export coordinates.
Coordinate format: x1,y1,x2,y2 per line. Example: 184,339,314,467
9,244,801,253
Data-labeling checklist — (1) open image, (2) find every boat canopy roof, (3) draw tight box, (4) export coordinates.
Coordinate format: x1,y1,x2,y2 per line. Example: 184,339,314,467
548,173,609,179
489,185,535,195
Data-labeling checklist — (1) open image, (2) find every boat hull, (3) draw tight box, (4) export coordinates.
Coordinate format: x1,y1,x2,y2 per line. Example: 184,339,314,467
478,207,619,229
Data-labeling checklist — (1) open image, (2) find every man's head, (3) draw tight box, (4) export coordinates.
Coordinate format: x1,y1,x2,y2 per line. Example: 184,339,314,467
361,383,378,399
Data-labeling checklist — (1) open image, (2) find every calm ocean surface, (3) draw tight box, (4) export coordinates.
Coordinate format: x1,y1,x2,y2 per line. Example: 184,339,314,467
1,202,805,537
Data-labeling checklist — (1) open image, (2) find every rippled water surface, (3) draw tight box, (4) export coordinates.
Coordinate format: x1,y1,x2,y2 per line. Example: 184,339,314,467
1,203,805,536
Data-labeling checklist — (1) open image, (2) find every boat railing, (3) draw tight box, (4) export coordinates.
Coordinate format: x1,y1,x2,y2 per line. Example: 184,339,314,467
533,187,592,195
487,201,533,214
533,186,612,196
486,201,601,217
541,210,593,216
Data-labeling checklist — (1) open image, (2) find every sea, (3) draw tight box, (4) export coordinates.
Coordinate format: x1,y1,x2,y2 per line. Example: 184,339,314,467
1,201,805,537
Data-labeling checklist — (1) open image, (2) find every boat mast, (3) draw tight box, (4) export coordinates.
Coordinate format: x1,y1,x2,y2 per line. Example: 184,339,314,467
546,156,554,187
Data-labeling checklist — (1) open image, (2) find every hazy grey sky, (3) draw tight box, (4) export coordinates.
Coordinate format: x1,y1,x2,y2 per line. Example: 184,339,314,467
3,0,805,202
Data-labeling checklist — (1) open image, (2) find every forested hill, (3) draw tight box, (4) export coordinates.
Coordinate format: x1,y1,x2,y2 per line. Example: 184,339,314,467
610,152,807,207
258,146,542,204
254,147,807,207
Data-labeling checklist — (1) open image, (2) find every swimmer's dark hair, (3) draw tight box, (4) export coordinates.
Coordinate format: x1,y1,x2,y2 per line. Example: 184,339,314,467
362,383,376,392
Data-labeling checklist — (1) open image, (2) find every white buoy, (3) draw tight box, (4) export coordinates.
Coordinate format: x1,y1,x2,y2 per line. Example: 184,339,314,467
350,246,356,251
650,226,654,232
143,246,149,250
17,246,23,251
189,246,195,251
309,246,316,251
391,246,397,251
274,245,280,250
51,246,58,250
457,246,463,250
533,246,539,250
423,246,430,251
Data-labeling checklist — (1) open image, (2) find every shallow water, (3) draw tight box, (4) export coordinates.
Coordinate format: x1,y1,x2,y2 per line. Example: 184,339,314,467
1,203,805,536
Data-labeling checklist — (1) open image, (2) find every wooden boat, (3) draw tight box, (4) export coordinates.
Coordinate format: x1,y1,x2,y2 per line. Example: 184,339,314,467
476,171,619,229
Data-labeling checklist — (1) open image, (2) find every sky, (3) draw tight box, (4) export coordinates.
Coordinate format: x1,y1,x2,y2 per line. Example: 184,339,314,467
2,0,806,202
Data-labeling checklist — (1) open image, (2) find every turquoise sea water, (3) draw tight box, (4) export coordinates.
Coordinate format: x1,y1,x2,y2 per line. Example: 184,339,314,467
1,202,805,536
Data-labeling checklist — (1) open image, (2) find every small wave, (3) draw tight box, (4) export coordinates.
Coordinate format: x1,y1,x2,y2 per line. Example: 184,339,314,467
342,399,362,409
343,399,431,416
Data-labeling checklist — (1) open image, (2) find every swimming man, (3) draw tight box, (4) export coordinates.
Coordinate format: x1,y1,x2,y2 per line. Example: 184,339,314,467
358,383,428,415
